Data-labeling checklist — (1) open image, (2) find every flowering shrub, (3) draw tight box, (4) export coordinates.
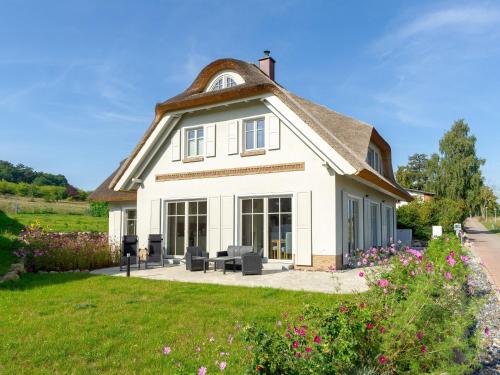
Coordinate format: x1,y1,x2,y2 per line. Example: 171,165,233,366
346,243,402,268
15,221,118,272
245,236,481,374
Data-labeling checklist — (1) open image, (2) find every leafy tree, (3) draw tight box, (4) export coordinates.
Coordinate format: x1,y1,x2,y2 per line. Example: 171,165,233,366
479,185,498,218
396,153,429,190
436,119,484,214
89,201,109,217
0,160,68,186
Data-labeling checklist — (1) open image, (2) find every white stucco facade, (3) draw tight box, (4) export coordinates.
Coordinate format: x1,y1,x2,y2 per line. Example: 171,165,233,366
108,97,398,268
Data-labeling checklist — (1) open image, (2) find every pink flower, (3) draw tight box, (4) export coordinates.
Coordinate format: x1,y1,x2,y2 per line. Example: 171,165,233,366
358,271,365,278
163,346,171,355
416,331,424,341
359,302,366,309
378,279,389,288
285,332,292,339
421,345,428,353
445,271,453,280
425,263,434,273
460,255,469,265
198,367,207,375
314,335,321,344
292,341,299,348
446,255,456,267
379,327,386,334
339,306,348,313
378,355,387,364
485,327,490,336
305,347,312,353
219,361,227,371
295,352,302,358
366,323,374,330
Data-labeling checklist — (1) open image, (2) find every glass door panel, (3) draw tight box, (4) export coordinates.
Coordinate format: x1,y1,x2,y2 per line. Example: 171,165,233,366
267,197,292,260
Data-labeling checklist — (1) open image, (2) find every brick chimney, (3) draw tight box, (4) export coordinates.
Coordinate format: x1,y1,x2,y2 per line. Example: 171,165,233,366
259,50,275,81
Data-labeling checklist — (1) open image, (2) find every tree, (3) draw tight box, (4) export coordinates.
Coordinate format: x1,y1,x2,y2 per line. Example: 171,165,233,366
436,119,485,214
396,153,430,190
479,185,497,219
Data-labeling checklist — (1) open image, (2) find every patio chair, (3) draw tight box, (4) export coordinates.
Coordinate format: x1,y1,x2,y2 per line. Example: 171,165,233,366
241,252,263,276
120,235,140,271
146,234,163,269
185,246,209,271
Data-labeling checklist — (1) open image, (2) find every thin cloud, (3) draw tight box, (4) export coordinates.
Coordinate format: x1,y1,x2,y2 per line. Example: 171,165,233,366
373,4,500,56
94,111,149,124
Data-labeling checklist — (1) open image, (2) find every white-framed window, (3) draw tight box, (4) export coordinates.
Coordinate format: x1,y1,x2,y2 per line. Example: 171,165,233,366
124,209,137,235
347,198,360,252
243,118,265,150
367,147,383,174
186,127,204,157
208,73,240,91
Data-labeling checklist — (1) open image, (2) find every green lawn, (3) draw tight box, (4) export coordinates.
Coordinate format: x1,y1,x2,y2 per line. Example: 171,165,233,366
10,212,107,232
0,273,344,374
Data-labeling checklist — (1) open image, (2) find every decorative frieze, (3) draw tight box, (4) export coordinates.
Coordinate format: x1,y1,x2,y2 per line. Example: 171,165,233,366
156,162,305,182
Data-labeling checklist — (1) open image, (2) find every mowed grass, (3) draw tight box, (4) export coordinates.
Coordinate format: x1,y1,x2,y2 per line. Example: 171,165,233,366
0,273,345,374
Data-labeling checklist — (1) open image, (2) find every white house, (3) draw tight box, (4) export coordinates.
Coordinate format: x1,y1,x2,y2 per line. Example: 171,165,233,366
90,52,412,270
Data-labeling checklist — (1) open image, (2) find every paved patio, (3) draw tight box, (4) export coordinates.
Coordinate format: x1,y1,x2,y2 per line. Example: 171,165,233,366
92,262,368,294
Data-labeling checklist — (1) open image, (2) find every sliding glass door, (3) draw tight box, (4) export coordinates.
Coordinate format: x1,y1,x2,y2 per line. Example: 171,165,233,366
241,198,264,253
167,200,207,256
240,196,293,260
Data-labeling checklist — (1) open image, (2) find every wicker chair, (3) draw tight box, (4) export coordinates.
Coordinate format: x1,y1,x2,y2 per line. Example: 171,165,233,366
120,235,140,271
146,234,163,268
241,251,263,275
185,246,209,271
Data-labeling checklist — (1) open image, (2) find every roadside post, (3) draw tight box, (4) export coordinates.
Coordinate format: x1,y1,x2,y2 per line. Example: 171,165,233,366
126,253,131,277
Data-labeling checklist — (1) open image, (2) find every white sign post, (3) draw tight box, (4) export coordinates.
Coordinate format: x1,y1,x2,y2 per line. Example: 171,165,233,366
432,226,443,238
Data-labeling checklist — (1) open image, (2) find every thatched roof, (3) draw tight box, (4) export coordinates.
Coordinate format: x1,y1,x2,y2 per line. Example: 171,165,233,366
101,57,411,201
89,161,136,202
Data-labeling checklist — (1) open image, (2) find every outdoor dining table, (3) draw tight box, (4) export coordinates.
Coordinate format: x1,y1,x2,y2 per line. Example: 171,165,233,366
203,256,238,274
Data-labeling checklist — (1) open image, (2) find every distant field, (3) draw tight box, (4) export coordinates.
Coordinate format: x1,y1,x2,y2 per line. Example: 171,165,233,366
10,213,107,232
0,194,89,215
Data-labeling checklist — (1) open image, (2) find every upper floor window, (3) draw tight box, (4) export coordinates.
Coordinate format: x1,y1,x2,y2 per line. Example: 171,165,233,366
186,127,204,157
206,72,243,92
244,118,265,150
367,147,383,174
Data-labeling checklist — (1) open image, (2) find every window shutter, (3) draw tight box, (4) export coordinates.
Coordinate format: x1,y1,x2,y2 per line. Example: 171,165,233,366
206,124,216,157
221,195,234,251
363,198,370,249
381,204,388,246
296,191,312,266
150,199,161,234
267,115,280,150
208,196,221,257
171,129,181,161
109,207,122,247
227,121,238,155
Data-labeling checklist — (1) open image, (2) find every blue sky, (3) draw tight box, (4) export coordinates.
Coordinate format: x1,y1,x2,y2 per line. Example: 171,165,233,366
1,0,499,192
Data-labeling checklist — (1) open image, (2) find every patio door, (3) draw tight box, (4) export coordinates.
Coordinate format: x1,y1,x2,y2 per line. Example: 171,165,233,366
166,200,207,256
240,196,293,260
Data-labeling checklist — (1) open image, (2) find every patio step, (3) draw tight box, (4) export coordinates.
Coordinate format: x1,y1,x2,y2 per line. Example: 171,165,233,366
163,258,181,265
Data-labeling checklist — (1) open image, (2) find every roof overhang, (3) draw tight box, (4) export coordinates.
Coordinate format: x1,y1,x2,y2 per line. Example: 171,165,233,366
355,169,414,201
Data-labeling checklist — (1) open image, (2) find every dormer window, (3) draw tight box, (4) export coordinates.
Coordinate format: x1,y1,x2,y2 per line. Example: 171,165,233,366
206,72,244,92
367,147,383,174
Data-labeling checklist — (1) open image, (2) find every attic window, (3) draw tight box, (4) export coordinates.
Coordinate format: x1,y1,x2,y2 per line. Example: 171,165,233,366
206,72,243,92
